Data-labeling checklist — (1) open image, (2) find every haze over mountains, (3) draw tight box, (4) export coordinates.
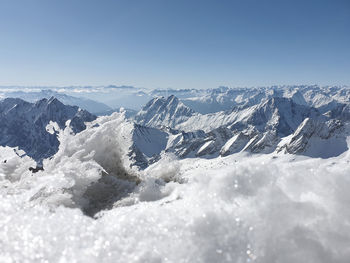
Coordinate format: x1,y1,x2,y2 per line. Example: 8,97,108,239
0,89,112,114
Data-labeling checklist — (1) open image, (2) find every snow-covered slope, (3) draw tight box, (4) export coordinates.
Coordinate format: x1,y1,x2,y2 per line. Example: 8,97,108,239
0,97,96,162
177,97,321,133
181,86,269,114
179,85,350,114
278,118,348,158
134,95,195,128
134,94,347,159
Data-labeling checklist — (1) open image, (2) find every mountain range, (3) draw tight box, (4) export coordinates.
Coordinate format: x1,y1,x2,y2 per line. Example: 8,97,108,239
0,89,112,114
1,85,350,168
132,86,350,163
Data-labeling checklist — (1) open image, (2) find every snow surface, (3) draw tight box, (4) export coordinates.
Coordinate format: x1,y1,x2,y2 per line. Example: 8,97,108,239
1,112,350,262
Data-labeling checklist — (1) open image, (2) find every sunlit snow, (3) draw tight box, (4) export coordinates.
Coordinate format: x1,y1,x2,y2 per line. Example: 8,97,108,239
1,112,350,262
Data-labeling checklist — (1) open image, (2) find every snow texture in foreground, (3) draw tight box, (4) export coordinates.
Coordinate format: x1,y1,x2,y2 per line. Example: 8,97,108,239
1,112,350,263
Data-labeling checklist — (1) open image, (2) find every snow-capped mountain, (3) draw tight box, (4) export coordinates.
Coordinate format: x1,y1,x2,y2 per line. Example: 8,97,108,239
134,95,195,128
133,91,349,160
179,85,350,115
2,85,350,167
0,97,96,162
168,96,321,133
2,85,349,115
277,118,348,158
0,89,111,114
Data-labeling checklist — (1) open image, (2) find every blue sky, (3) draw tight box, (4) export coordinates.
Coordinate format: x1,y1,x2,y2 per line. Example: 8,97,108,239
0,0,349,89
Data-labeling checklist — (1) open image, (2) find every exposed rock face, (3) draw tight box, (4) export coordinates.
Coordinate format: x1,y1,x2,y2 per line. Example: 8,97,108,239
134,95,195,128
220,132,251,156
132,93,347,161
128,124,168,169
328,104,350,121
0,97,96,161
278,118,347,157
165,129,207,158
234,97,321,136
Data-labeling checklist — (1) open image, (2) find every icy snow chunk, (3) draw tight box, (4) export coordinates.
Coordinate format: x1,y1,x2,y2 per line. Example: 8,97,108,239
46,121,60,134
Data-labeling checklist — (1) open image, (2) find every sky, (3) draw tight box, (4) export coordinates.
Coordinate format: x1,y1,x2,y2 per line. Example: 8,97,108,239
0,0,349,89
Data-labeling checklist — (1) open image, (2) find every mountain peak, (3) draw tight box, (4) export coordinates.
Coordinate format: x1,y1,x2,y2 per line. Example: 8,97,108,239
48,96,64,106
167,94,177,101
135,95,195,128
246,97,322,136
0,97,96,162
264,96,291,106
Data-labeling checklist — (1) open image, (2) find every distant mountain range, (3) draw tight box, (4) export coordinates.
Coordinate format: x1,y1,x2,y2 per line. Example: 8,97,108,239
0,89,112,114
131,85,350,162
1,85,350,168
2,85,350,114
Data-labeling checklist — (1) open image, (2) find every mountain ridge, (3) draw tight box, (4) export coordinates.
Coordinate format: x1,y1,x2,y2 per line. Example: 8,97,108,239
0,97,96,162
